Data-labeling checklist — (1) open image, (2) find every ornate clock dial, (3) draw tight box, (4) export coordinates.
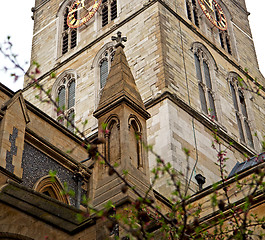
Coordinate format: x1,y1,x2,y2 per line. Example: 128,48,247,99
67,0,102,28
198,0,227,31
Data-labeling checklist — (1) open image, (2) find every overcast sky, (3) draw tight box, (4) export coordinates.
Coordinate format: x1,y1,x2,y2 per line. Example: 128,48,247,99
0,0,264,91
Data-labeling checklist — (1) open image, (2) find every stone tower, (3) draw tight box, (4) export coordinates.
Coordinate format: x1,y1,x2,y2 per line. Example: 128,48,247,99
24,0,265,197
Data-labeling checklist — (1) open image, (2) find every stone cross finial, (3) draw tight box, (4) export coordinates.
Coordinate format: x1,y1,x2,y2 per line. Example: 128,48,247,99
111,31,127,48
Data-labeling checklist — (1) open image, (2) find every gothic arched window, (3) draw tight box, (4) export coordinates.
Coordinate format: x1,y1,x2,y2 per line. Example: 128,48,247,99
186,0,200,28
101,0,117,27
194,50,217,119
54,71,76,131
229,75,254,148
99,46,115,89
34,176,69,204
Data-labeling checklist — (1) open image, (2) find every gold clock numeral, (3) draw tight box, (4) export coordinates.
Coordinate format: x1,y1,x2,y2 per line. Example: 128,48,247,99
67,0,102,28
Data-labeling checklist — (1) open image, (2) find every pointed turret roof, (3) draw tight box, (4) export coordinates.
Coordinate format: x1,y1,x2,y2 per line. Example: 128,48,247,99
94,42,150,119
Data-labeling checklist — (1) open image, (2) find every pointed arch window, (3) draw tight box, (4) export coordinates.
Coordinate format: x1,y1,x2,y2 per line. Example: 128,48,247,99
101,0,117,27
56,72,76,131
186,0,200,28
35,176,69,204
99,46,115,89
194,51,217,119
229,76,254,148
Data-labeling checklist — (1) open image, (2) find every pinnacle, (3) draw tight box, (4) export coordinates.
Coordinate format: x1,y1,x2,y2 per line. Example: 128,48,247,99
97,45,145,111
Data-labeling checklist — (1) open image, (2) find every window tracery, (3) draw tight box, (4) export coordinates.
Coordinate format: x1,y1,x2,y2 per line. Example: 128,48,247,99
229,74,254,148
54,71,76,131
193,46,217,119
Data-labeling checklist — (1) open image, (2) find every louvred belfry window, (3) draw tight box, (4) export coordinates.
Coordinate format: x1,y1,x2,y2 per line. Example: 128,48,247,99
186,0,200,28
56,73,76,132
62,6,77,55
194,52,217,119
213,4,232,55
230,77,254,148
101,0,117,27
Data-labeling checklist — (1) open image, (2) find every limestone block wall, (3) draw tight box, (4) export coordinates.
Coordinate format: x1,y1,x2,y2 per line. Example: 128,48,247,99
24,2,163,137
158,3,265,151
146,97,249,197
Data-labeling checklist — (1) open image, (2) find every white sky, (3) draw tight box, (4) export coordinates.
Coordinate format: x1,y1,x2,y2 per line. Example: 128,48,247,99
0,0,264,92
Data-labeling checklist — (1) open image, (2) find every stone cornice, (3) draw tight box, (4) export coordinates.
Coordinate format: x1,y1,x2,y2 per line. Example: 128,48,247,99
94,93,151,120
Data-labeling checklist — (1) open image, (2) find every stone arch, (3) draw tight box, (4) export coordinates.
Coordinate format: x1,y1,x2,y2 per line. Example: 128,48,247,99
191,42,218,70
34,175,70,204
105,115,121,166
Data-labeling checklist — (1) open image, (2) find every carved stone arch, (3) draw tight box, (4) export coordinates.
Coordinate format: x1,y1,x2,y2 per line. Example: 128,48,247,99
128,114,142,132
52,69,77,94
227,71,247,87
128,115,143,170
34,175,70,204
191,42,218,70
104,115,121,167
91,42,115,69
56,0,74,17
0,233,34,240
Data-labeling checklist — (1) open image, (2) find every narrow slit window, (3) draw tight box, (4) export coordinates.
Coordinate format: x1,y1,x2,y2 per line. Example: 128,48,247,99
100,60,108,88
58,87,66,109
68,81,75,109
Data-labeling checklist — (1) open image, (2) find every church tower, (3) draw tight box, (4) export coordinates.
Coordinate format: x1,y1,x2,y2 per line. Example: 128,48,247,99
24,0,265,197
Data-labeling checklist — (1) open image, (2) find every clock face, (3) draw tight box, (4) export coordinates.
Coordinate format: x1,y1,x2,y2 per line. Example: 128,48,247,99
67,0,102,29
197,0,227,31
